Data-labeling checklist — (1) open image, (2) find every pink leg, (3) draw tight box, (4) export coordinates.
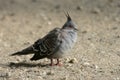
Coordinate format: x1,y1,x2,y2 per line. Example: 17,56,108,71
56,59,62,66
50,59,54,66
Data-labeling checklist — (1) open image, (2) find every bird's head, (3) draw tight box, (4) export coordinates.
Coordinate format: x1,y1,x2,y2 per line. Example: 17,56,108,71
62,12,78,31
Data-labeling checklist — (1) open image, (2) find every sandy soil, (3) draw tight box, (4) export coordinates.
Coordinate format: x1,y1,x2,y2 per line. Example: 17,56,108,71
0,0,120,80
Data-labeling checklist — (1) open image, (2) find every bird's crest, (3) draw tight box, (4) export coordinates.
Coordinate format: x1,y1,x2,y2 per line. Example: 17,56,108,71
64,11,72,21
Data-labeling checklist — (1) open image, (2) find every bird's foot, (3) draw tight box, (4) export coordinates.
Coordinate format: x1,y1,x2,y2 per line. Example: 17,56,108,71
49,63,55,66
55,59,62,66
49,59,62,66
49,59,55,66
55,63,62,66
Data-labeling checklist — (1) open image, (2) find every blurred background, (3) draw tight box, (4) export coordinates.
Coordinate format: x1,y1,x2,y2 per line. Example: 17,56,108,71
0,0,120,80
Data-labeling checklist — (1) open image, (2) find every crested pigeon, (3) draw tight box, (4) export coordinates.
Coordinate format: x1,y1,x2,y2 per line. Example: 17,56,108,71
10,12,78,66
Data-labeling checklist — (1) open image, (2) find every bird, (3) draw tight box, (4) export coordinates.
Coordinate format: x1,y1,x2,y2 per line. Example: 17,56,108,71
10,12,78,66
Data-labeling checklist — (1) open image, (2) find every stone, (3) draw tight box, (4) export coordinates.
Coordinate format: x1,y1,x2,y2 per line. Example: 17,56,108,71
69,58,78,63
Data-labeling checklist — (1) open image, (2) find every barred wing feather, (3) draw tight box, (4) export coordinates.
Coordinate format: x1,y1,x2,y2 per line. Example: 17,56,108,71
30,28,62,60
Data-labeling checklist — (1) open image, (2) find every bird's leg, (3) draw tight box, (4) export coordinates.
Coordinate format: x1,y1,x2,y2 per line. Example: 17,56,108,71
50,59,54,66
56,59,62,66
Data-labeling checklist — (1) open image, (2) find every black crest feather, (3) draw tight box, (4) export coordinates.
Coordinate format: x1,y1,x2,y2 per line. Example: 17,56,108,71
64,11,71,21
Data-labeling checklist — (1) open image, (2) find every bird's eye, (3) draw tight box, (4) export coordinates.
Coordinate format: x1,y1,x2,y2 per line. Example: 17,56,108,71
69,25,73,28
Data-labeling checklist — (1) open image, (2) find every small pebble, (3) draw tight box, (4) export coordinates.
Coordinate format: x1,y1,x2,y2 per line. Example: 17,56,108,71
37,25,42,28
98,70,104,73
83,62,90,66
69,58,78,63
76,6,82,10
55,5,60,9
24,42,30,45
61,76,68,80
112,27,117,30
91,8,101,14
9,13,15,16
82,31,87,34
64,57,70,62
116,35,120,38
110,71,114,74
66,63,72,67
47,71,54,75
94,65,99,69
88,38,91,40
48,21,52,25
0,72,9,78
9,62,15,66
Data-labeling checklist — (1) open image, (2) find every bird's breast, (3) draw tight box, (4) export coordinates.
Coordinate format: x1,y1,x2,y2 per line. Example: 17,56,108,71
48,30,77,59
59,31,77,54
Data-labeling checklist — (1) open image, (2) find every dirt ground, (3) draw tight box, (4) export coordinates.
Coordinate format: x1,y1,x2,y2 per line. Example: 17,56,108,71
0,0,120,80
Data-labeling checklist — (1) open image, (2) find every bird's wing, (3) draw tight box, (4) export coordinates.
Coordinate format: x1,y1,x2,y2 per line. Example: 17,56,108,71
30,28,62,60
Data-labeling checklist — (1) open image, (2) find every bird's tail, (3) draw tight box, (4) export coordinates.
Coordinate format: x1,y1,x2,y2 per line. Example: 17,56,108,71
10,45,37,56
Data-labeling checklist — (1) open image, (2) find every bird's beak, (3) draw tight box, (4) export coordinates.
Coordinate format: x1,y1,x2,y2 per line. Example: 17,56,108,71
74,27,78,31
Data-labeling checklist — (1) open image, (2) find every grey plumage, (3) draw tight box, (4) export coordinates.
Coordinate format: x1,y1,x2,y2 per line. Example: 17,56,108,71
11,12,78,66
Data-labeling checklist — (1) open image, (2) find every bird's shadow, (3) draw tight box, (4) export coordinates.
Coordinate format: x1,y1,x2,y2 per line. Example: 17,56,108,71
8,62,49,68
